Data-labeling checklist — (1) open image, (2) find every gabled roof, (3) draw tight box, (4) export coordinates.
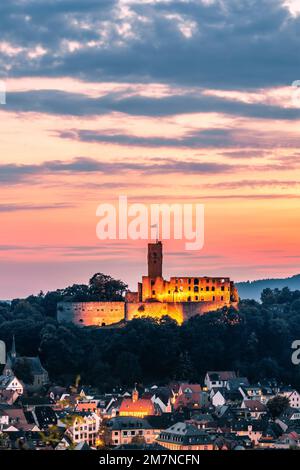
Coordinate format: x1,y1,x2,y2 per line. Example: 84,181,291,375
207,371,237,381
243,400,267,412
0,374,21,389
179,384,202,394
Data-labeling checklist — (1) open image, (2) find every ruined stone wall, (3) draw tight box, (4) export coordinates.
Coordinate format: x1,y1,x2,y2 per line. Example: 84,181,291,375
141,275,232,303
57,302,125,327
125,300,231,325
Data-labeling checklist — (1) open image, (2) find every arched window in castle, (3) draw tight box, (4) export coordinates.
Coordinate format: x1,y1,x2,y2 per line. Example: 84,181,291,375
194,279,199,285
206,286,209,291
212,286,215,291
194,286,199,293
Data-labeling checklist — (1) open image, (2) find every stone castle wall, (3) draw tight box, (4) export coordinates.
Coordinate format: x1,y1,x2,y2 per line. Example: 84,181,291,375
126,300,231,324
57,301,125,327
57,299,233,327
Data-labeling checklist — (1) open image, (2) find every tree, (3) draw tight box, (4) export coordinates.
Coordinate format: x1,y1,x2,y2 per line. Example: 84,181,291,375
267,395,290,418
89,273,127,301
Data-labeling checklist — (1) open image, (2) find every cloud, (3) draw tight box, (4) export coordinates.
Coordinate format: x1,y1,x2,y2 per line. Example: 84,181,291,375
0,203,74,212
58,127,300,150
204,179,300,189
1,0,299,91
0,156,237,186
4,88,300,120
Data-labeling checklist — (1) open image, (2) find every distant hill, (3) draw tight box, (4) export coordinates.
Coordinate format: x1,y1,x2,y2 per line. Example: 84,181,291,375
236,274,300,301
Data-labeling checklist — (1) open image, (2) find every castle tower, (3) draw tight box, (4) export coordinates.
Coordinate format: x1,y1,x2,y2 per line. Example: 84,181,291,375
148,241,163,278
0,340,5,365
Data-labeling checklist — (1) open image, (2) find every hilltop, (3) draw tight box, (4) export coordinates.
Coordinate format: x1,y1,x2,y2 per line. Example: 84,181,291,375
237,274,300,301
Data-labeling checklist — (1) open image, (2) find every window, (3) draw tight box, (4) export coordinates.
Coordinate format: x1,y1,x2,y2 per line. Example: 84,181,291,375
206,286,209,291
194,279,199,285
221,286,225,291
195,296,199,301
152,290,156,295
187,296,191,302
212,286,215,291
194,286,199,293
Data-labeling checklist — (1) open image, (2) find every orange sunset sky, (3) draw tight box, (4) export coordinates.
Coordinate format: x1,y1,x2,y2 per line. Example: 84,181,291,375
1,0,300,298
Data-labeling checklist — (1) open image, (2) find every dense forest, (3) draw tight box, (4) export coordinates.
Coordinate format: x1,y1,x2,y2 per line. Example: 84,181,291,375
1,277,300,391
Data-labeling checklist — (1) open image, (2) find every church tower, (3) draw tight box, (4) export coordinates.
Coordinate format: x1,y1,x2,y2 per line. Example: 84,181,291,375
148,241,163,278
132,384,139,403
11,335,16,360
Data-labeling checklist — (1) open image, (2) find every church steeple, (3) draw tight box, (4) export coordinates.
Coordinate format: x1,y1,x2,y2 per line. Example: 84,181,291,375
132,383,139,403
11,335,16,360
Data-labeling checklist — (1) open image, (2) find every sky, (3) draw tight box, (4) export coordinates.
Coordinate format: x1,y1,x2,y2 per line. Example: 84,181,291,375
1,0,300,299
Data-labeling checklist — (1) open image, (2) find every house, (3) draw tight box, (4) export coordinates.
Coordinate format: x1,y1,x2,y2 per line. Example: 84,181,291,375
150,387,173,413
273,431,300,449
64,411,100,447
187,413,215,431
210,387,243,407
241,400,267,419
146,412,187,441
105,416,156,446
257,422,283,448
239,385,263,401
204,371,236,391
281,390,300,409
174,384,209,410
0,406,40,432
213,433,252,450
211,389,227,407
0,390,20,405
75,401,98,413
276,407,300,432
0,374,23,396
157,422,214,450
230,420,264,446
119,386,155,418
101,396,123,419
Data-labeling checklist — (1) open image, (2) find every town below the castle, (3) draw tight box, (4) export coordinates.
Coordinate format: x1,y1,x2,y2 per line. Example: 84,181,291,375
1,345,300,451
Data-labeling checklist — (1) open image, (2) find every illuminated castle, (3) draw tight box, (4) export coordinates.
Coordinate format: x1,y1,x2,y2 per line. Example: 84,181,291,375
57,241,239,326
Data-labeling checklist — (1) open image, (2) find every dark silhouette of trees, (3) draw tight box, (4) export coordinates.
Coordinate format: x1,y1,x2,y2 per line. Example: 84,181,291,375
1,286,300,390
267,395,290,418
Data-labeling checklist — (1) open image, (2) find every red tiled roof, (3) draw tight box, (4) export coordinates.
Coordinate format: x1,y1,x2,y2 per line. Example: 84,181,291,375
119,398,155,415
244,400,266,412
180,384,202,394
